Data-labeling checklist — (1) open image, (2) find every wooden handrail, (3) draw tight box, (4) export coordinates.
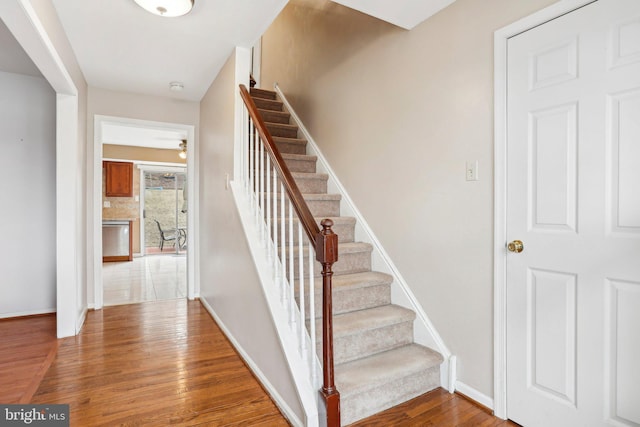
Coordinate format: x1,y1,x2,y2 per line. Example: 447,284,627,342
239,84,320,244
239,84,341,426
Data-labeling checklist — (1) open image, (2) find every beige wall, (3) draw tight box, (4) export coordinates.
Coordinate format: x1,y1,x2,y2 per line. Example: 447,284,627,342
199,49,304,422
261,0,557,397
103,144,187,164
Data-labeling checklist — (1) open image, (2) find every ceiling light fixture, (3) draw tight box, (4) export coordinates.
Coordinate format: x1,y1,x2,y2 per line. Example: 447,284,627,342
169,81,184,91
133,0,194,17
178,140,187,159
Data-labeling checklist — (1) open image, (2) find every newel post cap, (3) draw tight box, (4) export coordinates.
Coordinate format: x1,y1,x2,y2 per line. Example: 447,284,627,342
315,219,338,264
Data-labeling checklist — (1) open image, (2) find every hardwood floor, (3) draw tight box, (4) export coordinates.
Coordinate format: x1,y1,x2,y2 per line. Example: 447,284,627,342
3,301,519,426
30,300,289,426
350,388,520,427
0,313,57,404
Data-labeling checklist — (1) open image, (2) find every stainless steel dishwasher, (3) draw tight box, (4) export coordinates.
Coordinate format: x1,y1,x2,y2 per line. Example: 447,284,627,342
103,220,131,261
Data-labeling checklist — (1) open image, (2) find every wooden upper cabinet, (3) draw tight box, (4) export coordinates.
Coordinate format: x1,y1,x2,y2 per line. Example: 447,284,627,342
104,161,133,197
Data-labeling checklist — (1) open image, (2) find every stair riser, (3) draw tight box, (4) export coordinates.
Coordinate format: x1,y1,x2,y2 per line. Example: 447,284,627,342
275,140,306,155
267,125,298,139
254,176,326,194
252,97,282,111
282,249,371,278
307,199,341,217
323,321,414,365
250,154,316,173
260,110,290,124
341,366,441,426
285,158,316,173
298,283,391,319
274,220,354,245
265,198,341,218
250,88,277,100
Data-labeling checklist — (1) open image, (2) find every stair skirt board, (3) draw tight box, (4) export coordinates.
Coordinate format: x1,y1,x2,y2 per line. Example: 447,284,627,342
244,87,447,425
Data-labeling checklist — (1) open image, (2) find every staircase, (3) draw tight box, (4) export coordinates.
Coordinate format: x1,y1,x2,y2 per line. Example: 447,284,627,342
249,87,444,426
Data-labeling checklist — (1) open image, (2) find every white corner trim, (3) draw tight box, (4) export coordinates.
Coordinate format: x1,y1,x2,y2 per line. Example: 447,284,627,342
0,0,76,95
199,297,304,427
455,381,494,411
273,83,451,363
448,355,457,393
76,307,88,333
492,0,595,419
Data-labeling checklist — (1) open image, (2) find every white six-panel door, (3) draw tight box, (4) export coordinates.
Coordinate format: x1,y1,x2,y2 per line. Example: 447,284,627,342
506,0,640,425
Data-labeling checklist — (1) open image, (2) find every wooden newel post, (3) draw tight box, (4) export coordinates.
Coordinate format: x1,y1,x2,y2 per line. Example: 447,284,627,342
316,218,340,427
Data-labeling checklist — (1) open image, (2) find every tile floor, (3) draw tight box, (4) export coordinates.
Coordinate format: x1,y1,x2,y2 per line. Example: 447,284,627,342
102,255,186,306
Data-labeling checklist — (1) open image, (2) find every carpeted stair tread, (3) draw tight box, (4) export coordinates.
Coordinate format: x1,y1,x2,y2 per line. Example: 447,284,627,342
285,241,372,256
259,108,290,124
296,271,392,317
336,344,443,395
252,97,283,111
330,305,415,338
250,152,317,173
336,344,443,424
266,122,298,138
272,136,307,155
297,271,392,292
323,305,415,364
250,88,277,100
291,172,328,180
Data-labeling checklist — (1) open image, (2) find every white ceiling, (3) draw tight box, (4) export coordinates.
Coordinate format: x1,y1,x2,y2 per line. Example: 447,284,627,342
51,0,289,102
330,0,457,30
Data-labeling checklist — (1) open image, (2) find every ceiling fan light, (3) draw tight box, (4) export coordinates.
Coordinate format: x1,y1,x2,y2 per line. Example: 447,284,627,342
133,0,194,17
178,139,187,159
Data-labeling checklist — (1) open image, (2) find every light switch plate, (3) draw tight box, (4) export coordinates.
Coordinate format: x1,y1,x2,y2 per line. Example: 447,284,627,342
466,160,479,181
103,201,111,208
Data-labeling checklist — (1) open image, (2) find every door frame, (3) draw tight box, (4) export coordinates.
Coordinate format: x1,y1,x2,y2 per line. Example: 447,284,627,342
93,115,197,309
493,0,596,419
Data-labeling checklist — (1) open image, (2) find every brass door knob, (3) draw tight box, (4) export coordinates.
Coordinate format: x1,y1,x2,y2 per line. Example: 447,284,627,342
507,240,524,253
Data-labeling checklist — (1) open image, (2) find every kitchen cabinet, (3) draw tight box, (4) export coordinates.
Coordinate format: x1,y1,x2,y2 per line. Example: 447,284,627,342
104,161,133,197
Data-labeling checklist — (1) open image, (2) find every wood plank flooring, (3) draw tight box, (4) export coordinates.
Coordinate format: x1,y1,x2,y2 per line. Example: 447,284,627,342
349,388,520,427
3,300,520,426
30,300,289,426
0,313,57,404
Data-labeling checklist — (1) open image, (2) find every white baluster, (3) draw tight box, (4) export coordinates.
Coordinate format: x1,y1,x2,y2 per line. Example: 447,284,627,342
266,155,271,257
281,184,287,300
298,221,306,356
289,200,295,325
309,240,317,385
248,121,254,199
273,172,279,278
258,138,264,235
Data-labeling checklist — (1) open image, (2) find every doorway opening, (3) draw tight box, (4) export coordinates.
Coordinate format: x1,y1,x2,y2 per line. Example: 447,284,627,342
95,116,195,308
143,169,187,256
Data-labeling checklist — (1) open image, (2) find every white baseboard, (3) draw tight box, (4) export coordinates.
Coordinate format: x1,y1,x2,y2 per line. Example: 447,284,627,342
76,306,88,333
0,307,56,319
455,381,494,411
198,298,304,427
